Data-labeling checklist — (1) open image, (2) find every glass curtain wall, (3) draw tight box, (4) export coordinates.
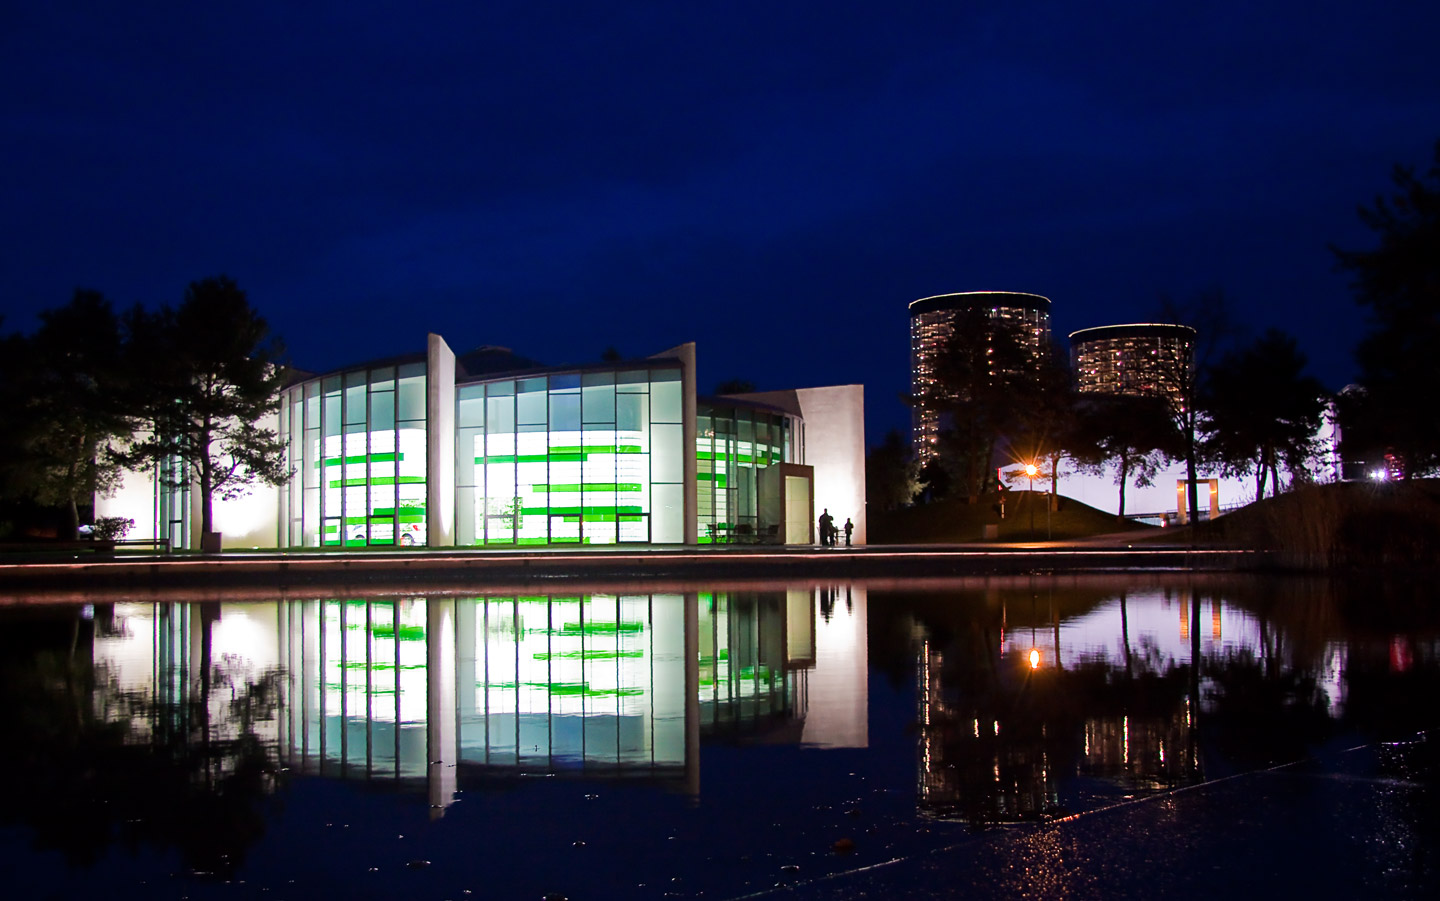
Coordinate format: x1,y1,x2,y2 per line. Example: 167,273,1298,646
461,593,685,771
454,365,683,546
282,361,428,547
279,599,431,779
282,594,775,776
156,455,190,550
695,404,793,544
697,591,794,729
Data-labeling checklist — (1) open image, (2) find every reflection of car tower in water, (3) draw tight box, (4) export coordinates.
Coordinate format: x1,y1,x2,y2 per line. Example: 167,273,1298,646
909,292,1052,465
916,633,1060,824
1069,323,1196,406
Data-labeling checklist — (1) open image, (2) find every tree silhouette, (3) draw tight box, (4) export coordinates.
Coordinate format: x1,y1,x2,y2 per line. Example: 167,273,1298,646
1201,329,1328,500
1333,139,1440,475
1005,340,1077,507
866,428,918,511
0,290,134,538
119,276,291,540
1152,290,1242,522
913,307,1037,500
1071,393,1180,519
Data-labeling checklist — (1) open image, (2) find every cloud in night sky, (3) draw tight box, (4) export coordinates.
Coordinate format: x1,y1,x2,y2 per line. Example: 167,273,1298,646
3,1,1438,442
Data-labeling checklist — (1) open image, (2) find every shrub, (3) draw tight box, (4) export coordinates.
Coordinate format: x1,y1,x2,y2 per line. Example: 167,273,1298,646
92,516,134,541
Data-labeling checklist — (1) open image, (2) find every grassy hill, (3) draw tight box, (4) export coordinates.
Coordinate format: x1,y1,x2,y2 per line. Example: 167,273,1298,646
869,490,1154,544
1182,478,1440,569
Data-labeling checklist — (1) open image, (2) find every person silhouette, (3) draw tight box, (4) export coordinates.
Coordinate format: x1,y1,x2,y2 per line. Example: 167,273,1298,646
818,508,833,546
843,517,853,547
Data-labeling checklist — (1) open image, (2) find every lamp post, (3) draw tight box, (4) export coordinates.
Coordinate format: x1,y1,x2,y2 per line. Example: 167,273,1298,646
1025,463,1037,535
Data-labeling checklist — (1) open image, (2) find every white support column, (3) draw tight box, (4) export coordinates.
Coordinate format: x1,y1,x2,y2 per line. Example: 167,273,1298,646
426,334,457,547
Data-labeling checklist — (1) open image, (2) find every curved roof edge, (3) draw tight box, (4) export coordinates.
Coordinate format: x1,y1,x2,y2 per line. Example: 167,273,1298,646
909,291,1051,315
1068,323,1196,342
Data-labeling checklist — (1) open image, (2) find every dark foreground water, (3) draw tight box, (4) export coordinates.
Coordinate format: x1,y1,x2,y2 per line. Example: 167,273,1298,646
1,574,1436,899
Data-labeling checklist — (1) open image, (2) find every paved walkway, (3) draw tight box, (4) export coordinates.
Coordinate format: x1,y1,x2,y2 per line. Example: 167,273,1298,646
0,539,1259,598
762,733,1437,899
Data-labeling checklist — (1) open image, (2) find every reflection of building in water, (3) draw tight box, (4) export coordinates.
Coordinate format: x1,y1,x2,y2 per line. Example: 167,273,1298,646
1081,703,1194,790
91,602,285,787
916,589,1220,823
917,635,1061,824
695,586,869,748
91,588,870,813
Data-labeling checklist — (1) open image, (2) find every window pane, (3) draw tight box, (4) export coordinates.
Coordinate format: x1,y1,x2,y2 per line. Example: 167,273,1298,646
617,393,645,431
582,383,615,424
652,483,682,543
487,393,515,433
457,386,485,427
550,393,580,432
517,385,547,425
370,389,395,431
651,423,682,483
324,392,342,437
652,376,681,424
398,372,426,421
370,366,395,390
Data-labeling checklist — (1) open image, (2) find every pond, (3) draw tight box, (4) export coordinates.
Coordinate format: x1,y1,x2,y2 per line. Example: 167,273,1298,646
1,575,1436,899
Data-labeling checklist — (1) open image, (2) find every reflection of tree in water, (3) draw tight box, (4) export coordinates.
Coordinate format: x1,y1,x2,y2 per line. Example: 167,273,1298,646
0,611,284,880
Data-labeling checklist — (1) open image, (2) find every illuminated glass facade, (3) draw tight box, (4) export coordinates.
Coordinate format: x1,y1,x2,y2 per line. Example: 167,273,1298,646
279,360,428,547
454,364,684,545
156,454,191,549
100,335,864,550
909,292,1052,464
1069,323,1195,405
696,402,797,544
275,351,812,548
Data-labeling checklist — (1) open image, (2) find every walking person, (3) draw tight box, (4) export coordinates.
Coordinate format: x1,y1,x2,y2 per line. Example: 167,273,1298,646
843,517,853,547
818,509,833,546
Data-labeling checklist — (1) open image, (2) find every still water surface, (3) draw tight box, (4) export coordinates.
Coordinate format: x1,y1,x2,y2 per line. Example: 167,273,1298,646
1,575,1436,899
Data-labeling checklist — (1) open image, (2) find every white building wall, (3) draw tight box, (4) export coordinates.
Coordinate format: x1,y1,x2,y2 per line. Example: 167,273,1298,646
795,385,866,545
730,384,867,545
427,333,457,547
94,458,159,541
216,409,283,549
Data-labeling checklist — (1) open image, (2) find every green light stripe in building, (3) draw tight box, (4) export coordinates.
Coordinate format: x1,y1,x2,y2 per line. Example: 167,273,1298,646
328,475,427,488
322,452,400,467
533,483,643,492
522,505,644,516
476,445,645,464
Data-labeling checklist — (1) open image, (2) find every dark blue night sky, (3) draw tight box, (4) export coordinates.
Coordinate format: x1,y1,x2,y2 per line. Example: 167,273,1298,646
4,2,1438,443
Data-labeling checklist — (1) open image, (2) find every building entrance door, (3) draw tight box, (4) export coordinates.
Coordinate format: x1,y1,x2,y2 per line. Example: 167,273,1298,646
785,476,811,544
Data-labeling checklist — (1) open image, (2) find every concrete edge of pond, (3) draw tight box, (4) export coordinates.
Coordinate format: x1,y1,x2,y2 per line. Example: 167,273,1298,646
0,544,1266,598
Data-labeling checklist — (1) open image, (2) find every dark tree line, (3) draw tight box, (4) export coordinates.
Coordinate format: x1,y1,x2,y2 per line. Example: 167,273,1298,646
879,138,1440,514
0,276,290,541
1333,139,1440,476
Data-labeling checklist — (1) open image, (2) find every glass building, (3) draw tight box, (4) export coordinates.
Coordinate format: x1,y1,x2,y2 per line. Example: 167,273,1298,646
1068,323,1196,405
101,337,866,549
85,587,866,801
909,291,1052,465
278,357,430,548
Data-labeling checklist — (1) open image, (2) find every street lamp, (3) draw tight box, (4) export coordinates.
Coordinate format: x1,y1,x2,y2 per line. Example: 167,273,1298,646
1021,462,1053,540
1024,463,1037,534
